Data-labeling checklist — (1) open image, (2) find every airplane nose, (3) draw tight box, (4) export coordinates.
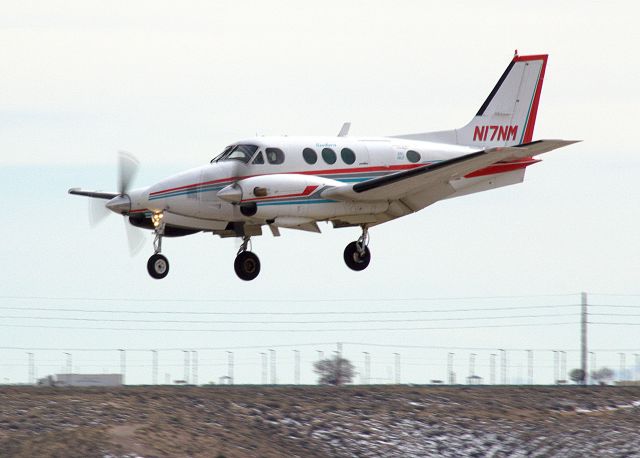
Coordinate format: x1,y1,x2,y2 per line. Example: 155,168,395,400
106,194,131,214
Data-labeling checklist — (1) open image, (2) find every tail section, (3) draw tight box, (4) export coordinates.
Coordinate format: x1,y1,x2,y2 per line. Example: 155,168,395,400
395,53,548,147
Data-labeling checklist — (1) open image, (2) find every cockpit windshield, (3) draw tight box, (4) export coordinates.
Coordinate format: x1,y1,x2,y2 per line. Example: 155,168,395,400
210,144,259,164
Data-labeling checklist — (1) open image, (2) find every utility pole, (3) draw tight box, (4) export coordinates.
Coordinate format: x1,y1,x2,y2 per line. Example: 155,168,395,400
152,350,158,385
260,352,267,384
64,352,72,374
499,349,507,384
363,352,371,385
227,351,234,385
553,350,559,384
619,353,626,382
119,349,126,385
192,351,198,386
447,352,455,384
527,350,533,385
560,351,567,382
294,350,300,385
393,353,400,384
337,342,343,358
490,354,496,385
581,292,588,385
317,350,324,362
269,349,276,384
589,351,596,385
183,350,190,384
27,353,34,385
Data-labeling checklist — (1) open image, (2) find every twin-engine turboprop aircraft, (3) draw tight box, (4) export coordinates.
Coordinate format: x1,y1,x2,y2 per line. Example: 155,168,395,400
69,52,578,281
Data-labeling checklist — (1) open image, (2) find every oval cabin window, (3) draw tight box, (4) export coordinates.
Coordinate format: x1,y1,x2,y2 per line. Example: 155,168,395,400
322,148,337,165
406,150,421,163
303,148,318,165
341,148,356,165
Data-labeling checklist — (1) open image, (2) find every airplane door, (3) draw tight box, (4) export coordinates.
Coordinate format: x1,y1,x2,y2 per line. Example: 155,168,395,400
363,141,394,167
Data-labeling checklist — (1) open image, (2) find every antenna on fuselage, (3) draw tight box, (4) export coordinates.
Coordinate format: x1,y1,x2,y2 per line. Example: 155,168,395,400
337,122,351,137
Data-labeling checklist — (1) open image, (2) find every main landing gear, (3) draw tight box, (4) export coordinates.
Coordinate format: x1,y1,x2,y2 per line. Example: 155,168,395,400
147,213,170,280
234,236,261,281
344,225,371,271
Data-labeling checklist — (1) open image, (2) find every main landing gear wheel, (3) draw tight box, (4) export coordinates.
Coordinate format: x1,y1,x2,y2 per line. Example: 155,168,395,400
344,241,371,271
344,225,371,271
234,251,261,281
147,253,169,279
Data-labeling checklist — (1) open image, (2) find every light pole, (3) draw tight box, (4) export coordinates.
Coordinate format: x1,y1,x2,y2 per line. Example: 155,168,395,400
118,349,126,385
64,352,72,375
293,350,300,385
589,351,596,384
560,351,566,383
469,353,476,378
499,349,507,384
227,351,234,385
152,350,158,385
182,350,190,384
363,352,370,385
393,353,400,384
191,351,198,385
269,349,276,385
490,354,497,385
552,350,558,384
260,352,267,384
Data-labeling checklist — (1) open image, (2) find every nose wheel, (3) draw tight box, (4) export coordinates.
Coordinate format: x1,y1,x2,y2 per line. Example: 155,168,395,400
234,236,261,281
147,213,170,280
344,225,371,271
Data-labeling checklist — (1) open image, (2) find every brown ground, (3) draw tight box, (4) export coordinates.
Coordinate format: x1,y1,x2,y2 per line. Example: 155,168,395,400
1,385,639,457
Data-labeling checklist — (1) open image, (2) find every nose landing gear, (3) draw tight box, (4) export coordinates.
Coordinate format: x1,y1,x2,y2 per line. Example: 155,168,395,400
234,236,261,281
344,225,371,271
147,213,170,280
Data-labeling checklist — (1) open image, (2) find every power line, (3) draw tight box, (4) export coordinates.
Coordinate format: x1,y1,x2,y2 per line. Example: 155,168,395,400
0,312,580,324
0,293,579,303
0,304,579,316
0,321,578,332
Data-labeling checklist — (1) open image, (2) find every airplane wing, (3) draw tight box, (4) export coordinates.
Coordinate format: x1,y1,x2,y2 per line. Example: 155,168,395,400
322,140,578,203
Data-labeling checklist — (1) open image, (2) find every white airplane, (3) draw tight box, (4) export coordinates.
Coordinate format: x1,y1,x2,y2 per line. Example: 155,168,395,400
70,52,577,281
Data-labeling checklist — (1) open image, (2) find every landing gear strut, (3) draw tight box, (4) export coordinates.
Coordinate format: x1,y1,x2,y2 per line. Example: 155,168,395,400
344,225,371,271
147,213,170,280
234,236,261,281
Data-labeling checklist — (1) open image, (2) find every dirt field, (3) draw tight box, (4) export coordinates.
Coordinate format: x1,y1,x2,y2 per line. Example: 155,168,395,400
0,385,639,457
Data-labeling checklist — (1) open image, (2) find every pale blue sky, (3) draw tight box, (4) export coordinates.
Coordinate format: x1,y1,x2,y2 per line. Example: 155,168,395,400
1,1,640,384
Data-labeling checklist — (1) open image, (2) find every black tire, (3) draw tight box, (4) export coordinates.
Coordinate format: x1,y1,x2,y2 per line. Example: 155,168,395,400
343,241,371,271
234,251,261,281
147,254,169,279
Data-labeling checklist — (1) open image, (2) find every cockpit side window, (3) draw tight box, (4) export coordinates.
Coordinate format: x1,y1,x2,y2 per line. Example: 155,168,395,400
252,151,265,164
265,147,285,165
211,144,259,164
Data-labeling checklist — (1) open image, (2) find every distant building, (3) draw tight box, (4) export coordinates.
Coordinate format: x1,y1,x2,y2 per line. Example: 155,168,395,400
466,375,483,385
38,374,123,387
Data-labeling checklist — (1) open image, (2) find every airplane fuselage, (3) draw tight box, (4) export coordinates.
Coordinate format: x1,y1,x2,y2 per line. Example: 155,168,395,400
128,136,534,234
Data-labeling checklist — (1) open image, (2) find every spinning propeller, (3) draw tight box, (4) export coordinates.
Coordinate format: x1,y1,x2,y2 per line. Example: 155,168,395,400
69,151,146,255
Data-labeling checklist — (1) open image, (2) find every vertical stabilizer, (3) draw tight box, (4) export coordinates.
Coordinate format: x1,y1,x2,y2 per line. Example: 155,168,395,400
395,53,548,147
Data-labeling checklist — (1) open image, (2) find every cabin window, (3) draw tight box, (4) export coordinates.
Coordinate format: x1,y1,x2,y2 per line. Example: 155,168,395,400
406,150,421,163
303,148,317,165
266,147,285,165
322,148,337,165
341,148,356,165
252,151,264,164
